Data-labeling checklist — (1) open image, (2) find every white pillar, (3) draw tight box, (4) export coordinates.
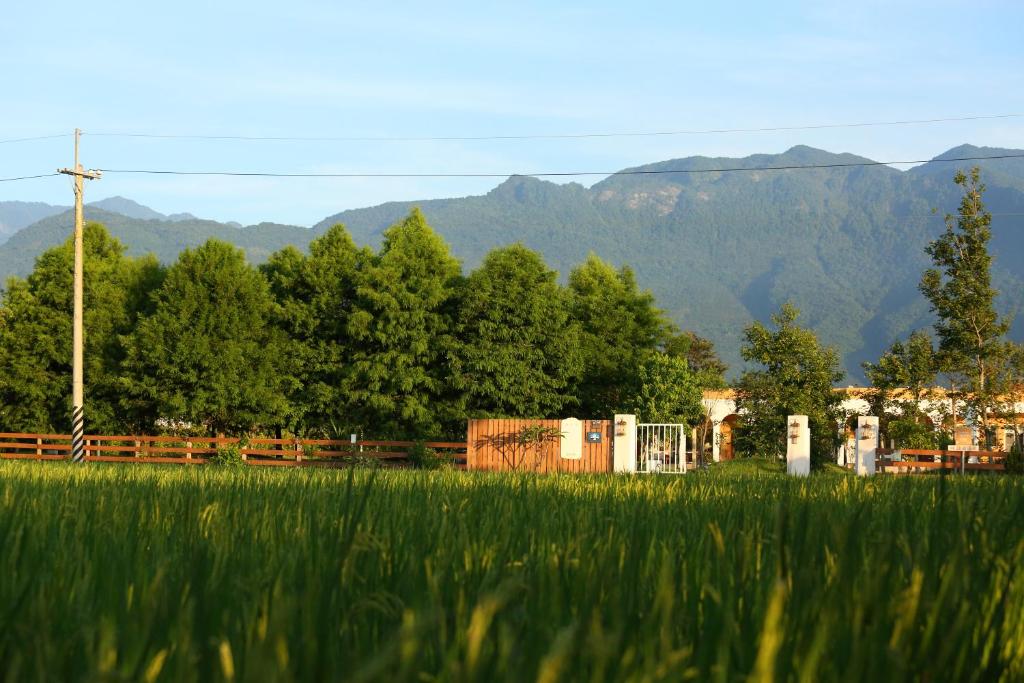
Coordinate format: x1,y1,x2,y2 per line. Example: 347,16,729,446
712,421,721,462
786,415,810,476
855,415,878,476
613,414,637,473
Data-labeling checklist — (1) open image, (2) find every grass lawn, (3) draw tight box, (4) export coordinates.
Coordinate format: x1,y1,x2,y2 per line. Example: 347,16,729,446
0,460,1021,681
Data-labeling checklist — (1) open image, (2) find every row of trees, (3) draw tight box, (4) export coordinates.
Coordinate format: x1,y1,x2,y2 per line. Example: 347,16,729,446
728,167,1023,467
864,168,1024,451
0,209,724,440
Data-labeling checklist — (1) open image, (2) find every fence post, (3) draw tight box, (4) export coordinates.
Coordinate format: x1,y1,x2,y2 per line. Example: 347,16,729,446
35,437,42,457
294,437,302,464
185,440,192,460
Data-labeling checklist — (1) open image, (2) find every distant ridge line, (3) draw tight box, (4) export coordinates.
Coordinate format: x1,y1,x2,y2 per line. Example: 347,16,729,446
96,153,1024,180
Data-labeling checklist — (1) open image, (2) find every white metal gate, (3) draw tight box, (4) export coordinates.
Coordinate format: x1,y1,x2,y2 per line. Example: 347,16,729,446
636,423,686,473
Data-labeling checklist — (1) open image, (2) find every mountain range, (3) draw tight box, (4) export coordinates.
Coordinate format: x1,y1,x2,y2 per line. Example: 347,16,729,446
2,144,1023,381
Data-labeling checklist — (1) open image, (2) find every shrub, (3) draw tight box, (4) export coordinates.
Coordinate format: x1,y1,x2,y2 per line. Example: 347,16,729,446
1007,441,1024,475
887,418,939,449
341,455,382,470
209,440,246,467
408,442,453,470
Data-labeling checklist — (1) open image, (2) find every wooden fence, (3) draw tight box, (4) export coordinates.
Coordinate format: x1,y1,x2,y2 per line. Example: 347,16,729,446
467,418,613,473
877,448,1007,472
0,432,467,468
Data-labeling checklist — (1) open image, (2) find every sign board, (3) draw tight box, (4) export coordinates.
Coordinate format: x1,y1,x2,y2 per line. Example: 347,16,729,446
586,431,602,444
560,418,583,459
947,445,977,452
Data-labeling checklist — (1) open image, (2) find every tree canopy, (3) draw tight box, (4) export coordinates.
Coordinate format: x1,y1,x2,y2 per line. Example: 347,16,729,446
733,303,845,466
345,209,463,439
452,243,581,418
920,167,1011,443
0,223,162,434
568,254,670,416
121,239,291,435
627,352,703,425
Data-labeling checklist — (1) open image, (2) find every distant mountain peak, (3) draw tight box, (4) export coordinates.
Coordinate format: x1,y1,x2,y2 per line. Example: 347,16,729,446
487,175,584,204
928,143,1024,163
911,144,1024,181
87,196,166,221
167,212,198,222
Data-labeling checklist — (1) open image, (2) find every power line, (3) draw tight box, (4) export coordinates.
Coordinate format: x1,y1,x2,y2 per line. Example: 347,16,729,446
95,152,1024,180
896,213,1024,219
85,113,1024,143
0,133,72,145
0,172,61,183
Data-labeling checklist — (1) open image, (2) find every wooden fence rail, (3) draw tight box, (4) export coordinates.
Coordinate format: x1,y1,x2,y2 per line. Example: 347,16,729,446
876,448,1007,472
0,432,467,468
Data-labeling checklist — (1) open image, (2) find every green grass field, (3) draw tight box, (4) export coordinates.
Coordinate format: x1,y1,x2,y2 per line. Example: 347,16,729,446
1,462,1022,682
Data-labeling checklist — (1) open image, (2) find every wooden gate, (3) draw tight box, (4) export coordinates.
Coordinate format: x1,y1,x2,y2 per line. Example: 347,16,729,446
466,419,613,473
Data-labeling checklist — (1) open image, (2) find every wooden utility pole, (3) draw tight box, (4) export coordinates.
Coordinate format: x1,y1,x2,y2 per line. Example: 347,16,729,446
58,129,101,463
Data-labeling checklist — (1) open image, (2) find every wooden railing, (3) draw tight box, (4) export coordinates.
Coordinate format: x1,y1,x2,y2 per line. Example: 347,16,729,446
876,448,1007,472
0,433,467,468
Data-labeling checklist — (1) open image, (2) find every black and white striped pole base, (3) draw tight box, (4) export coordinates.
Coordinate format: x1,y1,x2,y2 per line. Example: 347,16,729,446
71,405,85,463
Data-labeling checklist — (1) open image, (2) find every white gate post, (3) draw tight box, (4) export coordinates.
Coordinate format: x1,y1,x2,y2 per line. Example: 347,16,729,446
712,421,721,462
786,415,810,476
855,416,879,476
679,428,687,473
613,414,636,473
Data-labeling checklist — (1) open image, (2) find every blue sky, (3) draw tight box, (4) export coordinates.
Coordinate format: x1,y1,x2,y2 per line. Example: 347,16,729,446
2,0,1023,226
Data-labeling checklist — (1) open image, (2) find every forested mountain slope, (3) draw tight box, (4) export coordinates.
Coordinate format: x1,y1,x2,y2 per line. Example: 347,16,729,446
313,145,1024,378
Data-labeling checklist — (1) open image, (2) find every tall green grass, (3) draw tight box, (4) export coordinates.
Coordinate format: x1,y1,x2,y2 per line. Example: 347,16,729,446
0,462,1022,681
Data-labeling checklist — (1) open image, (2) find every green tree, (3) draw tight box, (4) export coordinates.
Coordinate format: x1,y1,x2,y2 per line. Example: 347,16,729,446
261,225,371,436
452,244,581,418
993,341,1024,451
627,352,704,425
663,330,728,377
663,330,727,466
121,239,291,435
919,167,1011,447
0,222,162,434
568,254,670,416
346,209,462,439
862,330,942,448
733,303,845,466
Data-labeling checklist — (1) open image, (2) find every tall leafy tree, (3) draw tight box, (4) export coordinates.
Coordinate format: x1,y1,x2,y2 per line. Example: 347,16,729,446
121,239,291,435
568,254,669,416
0,222,162,434
863,330,937,405
665,330,728,466
627,352,703,425
733,303,844,466
863,330,940,448
261,225,371,436
663,330,728,377
452,244,581,418
999,342,1024,452
919,167,1010,445
346,209,462,439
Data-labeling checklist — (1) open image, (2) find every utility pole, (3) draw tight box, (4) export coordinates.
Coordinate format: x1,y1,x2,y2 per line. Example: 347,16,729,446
58,129,101,463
